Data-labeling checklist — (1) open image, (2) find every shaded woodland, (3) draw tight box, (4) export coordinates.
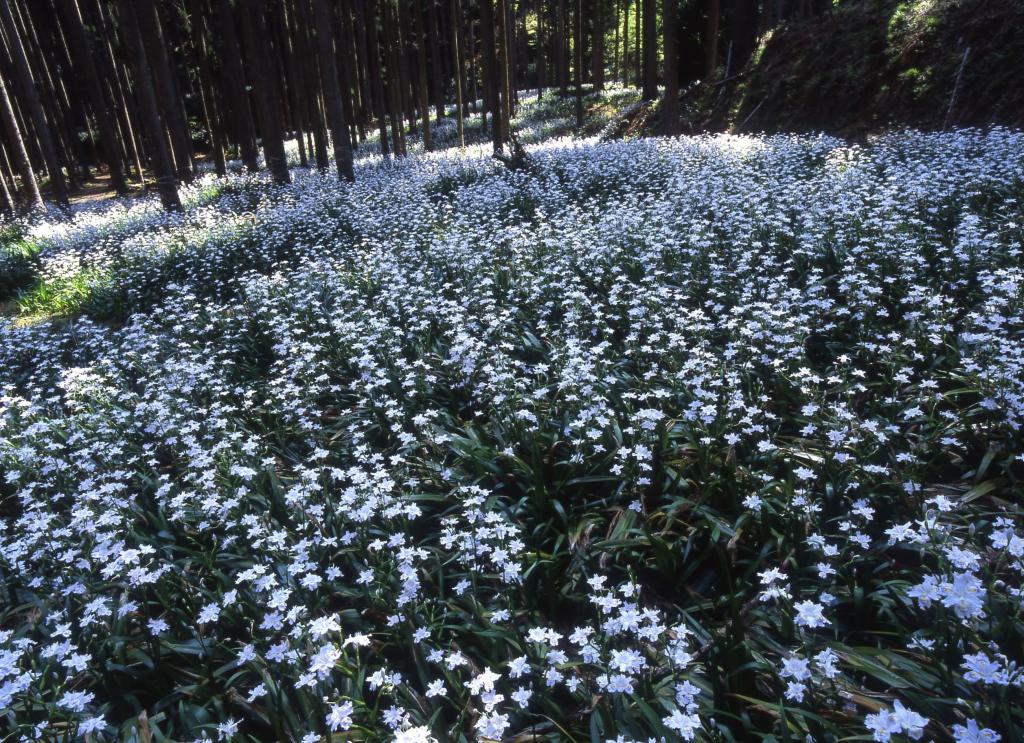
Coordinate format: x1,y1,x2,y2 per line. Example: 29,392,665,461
0,0,829,212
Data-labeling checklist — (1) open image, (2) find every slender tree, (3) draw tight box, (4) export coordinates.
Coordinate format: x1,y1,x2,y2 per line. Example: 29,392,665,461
704,0,720,79
313,0,355,180
239,0,290,183
184,0,227,176
574,0,583,127
216,0,258,170
0,0,68,204
450,0,465,147
0,72,42,210
58,0,127,193
117,0,180,211
661,0,678,134
136,0,193,181
641,0,657,99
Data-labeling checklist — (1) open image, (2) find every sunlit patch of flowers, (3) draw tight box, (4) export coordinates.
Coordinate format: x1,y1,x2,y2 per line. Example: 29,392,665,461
0,105,1023,741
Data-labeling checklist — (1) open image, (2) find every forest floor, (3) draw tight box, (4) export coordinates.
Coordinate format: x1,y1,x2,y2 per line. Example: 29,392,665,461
0,89,1022,742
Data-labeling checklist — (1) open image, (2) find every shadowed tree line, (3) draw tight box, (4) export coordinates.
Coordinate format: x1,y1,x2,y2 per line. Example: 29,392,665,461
0,0,829,213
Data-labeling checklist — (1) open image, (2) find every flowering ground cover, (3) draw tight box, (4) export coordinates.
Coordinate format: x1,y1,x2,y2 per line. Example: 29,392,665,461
1,97,1023,742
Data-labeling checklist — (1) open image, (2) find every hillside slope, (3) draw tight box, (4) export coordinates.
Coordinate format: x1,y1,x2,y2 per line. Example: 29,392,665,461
645,0,1024,136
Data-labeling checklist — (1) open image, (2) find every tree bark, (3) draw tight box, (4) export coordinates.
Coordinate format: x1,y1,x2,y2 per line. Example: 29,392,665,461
591,0,605,90
0,0,68,204
641,0,657,99
313,0,355,180
704,0,720,79
239,1,290,183
58,0,128,193
414,0,432,149
450,0,465,147
135,0,193,182
661,0,678,134
185,0,227,176
215,0,258,170
0,72,41,210
574,0,583,126
363,0,391,157
117,0,180,211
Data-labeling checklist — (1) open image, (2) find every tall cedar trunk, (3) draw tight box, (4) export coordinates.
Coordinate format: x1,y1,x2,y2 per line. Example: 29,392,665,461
381,0,404,155
24,0,88,184
634,0,640,87
574,0,583,127
239,1,290,183
0,140,14,213
427,0,445,122
622,0,629,84
392,1,414,139
216,0,258,170
704,0,720,78
277,0,307,166
591,0,604,90
312,0,355,180
0,0,68,204
661,0,678,134
185,0,227,176
0,71,42,210
613,0,619,83
450,0,464,146
296,0,330,169
496,0,511,139
536,1,545,97
117,0,180,211
58,0,127,193
92,0,145,184
336,1,359,148
136,0,193,181
556,0,567,95
363,0,391,157
480,0,502,152
414,0,432,148
16,0,83,187
468,19,478,114
351,0,372,137
641,0,657,99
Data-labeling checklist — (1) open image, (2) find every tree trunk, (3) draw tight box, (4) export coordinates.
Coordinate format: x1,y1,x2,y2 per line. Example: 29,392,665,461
239,1,290,183
92,0,145,185
295,0,330,169
450,0,465,147
704,0,720,79
0,0,67,205
313,0,355,180
634,0,640,87
215,0,258,170
0,73,41,210
641,0,657,99
58,0,128,193
136,0,193,182
427,0,445,122
496,0,512,138
363,0,391,157
480,0,502,152
574,0,583,126
591,0,605,90
661,0,678,134
184,0,227,176
117,0,180,211
413,0,432,149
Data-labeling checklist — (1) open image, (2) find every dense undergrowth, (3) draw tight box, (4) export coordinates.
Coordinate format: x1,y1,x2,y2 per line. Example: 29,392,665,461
1,92,1023,743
